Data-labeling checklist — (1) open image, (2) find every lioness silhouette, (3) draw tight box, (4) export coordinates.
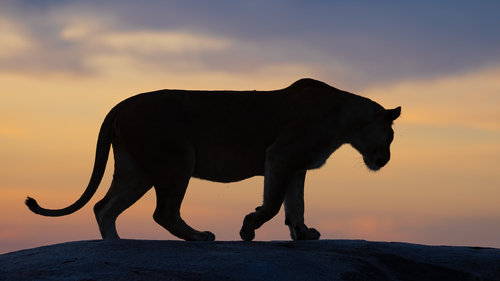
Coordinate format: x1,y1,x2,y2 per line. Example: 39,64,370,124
26,78,401,241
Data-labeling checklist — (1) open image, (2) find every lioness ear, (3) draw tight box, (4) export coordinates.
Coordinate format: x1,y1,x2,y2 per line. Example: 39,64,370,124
387,106,401,121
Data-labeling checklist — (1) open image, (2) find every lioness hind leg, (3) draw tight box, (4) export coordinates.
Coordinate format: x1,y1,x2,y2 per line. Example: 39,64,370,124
94,141,153,239
152,175,215,242
94,174,153,239
284,171,320,240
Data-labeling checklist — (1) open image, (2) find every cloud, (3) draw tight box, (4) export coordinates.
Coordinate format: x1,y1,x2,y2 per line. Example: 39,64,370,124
91,31,231,55
2,0,499,87
0,2,319,82
55,10,233,56
129,1,500,86
0,18,34,58
56,18,236,75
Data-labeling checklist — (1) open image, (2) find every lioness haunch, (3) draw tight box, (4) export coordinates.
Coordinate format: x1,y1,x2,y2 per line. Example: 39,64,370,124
26,78,401,241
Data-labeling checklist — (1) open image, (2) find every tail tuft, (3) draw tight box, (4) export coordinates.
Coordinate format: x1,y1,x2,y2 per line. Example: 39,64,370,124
25,197,40,214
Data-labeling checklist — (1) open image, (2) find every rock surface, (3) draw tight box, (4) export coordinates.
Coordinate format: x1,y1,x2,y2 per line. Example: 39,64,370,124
1,239,499,280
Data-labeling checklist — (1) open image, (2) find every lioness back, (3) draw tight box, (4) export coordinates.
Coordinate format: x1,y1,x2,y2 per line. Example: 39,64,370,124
113,79,343,183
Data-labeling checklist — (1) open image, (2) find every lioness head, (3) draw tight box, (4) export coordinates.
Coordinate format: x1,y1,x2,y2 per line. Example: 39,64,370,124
350,106,401,171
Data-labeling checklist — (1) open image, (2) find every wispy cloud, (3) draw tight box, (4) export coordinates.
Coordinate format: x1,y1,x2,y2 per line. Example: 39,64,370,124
2,0,499,87
0,18,34,58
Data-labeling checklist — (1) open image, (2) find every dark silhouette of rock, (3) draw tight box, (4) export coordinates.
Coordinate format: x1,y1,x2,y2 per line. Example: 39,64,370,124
1,239,499,280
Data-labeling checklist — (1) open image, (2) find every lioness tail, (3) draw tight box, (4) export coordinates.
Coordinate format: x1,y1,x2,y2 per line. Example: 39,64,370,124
25,106,119,217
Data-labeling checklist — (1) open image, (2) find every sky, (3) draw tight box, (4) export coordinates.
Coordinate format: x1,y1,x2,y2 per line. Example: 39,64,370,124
1,0,499,254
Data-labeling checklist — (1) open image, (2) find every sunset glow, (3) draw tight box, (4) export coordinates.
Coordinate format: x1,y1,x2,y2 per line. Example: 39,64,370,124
1,1,499,254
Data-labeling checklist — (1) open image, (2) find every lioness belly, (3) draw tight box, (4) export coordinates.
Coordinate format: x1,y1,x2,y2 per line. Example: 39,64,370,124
192,148,265,183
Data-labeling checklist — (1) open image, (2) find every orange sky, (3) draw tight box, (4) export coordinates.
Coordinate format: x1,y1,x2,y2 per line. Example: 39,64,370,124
1,1,500,254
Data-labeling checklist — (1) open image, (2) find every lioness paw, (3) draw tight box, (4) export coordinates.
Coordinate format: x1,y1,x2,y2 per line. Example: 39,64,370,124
291,226,321,240
197,231,216,241
239,226,255,241
304,228,321,240
240,213,257,241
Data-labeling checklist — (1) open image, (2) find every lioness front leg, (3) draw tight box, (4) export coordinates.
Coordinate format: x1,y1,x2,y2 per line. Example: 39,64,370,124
284,171,320,240
239,164,294,241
